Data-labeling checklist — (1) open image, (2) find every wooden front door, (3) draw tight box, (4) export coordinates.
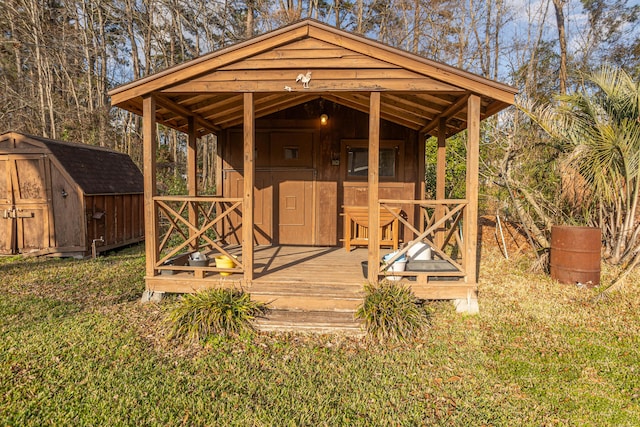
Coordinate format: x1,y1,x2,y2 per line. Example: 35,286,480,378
224,131,316,246
224,170,273,245
225,170,315,245
274,170,314,245
0,155,52,254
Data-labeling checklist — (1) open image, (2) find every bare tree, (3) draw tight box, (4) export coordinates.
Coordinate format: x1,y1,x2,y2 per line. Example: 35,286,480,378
552,0,568,94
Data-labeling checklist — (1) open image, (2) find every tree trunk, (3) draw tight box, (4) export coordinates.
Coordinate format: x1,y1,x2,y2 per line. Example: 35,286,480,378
552,0,568,94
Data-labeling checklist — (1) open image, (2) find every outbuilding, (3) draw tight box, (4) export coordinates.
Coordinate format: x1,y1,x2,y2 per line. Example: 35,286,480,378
0,132,144,257
108,19,517,319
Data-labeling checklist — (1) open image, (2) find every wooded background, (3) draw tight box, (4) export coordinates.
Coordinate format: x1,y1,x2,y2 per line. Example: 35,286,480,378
1,0,639,246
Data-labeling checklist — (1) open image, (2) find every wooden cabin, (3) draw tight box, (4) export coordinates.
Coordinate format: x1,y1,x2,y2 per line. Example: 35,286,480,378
0,132,144,257
108,19,516,321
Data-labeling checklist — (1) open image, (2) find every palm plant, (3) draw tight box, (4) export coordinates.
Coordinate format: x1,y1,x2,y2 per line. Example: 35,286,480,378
520,65,640,270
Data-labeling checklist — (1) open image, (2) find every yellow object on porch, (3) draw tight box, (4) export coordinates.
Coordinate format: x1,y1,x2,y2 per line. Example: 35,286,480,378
215,256,235,276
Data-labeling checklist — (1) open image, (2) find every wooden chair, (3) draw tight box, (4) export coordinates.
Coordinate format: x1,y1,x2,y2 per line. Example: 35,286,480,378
343,206,401,251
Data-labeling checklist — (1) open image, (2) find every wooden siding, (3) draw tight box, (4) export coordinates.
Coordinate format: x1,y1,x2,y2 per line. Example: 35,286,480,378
84,194,144,252
220,102,420,247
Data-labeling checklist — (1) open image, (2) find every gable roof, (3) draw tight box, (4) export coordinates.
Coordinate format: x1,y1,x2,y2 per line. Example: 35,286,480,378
0,132,143,195
109,19,517,137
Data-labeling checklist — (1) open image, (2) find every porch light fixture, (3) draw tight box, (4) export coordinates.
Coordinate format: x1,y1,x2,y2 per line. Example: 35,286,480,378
320,113,329,126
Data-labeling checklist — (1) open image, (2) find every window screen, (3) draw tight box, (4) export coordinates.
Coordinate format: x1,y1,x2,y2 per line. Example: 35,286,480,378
347,147,396,178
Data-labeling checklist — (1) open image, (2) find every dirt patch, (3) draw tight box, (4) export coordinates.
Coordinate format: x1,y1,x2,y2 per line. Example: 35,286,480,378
478,215,533,258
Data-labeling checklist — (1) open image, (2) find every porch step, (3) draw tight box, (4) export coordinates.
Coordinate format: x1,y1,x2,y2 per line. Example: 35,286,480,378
256,309,364,335
248,282,365,334
248,281,364,312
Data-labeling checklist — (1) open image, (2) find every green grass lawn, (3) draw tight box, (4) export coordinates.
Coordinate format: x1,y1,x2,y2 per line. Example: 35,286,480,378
1,245,638,426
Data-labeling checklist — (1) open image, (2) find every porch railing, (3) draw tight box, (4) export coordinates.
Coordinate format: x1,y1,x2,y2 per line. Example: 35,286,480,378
377,199,467,279
153,195,244,276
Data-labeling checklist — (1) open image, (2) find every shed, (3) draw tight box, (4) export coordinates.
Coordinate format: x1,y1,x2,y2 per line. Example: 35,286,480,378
0,132,144,257
108,19,517,321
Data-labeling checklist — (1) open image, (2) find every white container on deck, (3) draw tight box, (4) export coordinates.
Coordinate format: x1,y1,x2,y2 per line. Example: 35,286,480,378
386,259,407,281
407,241,432,261
382,251,407,281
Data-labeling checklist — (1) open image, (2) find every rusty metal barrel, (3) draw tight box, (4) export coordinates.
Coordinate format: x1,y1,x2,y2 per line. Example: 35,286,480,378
550,225,601,286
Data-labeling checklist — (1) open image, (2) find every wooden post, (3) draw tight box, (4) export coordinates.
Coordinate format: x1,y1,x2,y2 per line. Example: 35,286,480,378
417,132,426,234
215,133,223,196
367,92,381,282
187,116,198,252
214,132,224,243
142,95,158,278
465,95,480,284
435,117,447,249
243,93,254,282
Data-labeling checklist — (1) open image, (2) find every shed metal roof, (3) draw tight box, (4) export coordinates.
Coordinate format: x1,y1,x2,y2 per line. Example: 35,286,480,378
0,132,143,195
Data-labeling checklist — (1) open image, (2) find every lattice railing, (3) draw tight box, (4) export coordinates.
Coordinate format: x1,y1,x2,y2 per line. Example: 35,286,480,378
154,196,243,275
377,199,467,277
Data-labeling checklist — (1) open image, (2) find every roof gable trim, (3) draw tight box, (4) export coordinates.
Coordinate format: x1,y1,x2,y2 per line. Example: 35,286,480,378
109,19,516,107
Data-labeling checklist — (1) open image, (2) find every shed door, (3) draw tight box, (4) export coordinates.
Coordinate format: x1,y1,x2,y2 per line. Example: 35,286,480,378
0,156,14,254
0,155,52,254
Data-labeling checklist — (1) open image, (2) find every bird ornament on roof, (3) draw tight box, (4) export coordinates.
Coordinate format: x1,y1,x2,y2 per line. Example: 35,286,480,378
295,71,312,89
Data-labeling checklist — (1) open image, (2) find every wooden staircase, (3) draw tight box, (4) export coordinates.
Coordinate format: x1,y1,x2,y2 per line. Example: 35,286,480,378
248,281,365,335
255,310,363,335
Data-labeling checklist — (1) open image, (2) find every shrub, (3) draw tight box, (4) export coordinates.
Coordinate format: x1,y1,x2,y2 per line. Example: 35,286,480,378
356,281,430,343
165,288,268,342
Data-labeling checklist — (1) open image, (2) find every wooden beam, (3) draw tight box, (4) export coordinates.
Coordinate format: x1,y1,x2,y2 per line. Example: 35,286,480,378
483,100,511,119
218,57,400,71
142,95,158,279
162,77,464,93
187,116,198,252
384,93,441,116
435,117,447,248
201,68,426,80
243,93,255,282
184,94,239,114
215,94,320,129
421,93,470,135
465,95,480,285
154,94,219,134
367,92,381,282
323,93,423,130
215,132,223,196
255,94,320,117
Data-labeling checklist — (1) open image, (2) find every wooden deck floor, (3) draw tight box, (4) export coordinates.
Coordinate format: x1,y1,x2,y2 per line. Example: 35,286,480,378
251,245,368,284
148,246,473,300
146,245,475,333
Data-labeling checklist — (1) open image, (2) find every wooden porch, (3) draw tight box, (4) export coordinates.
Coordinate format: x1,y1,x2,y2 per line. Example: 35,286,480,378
149,245,473,297
108,19,517,327
147,244,474,332
149,194,472,300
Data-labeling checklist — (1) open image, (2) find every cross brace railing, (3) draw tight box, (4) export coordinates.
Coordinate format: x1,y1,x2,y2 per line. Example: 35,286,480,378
154,195,243,274
377,199,467,276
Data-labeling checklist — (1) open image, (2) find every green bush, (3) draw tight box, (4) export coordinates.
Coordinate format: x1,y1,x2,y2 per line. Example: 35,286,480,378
165,288,268,342
356,281,430,343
